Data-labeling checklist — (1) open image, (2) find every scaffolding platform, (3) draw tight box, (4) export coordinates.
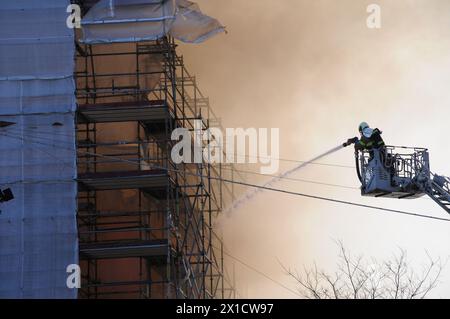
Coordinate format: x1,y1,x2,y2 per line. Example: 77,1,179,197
78,170,172,199
80,239,169,260
77,100,171,123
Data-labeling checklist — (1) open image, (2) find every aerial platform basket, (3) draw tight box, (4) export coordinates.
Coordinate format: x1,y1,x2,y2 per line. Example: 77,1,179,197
356,145,450,214
356,146,430,199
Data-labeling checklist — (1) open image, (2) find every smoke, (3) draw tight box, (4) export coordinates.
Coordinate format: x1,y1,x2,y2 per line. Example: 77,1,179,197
180,0,450,298
225,145,344,214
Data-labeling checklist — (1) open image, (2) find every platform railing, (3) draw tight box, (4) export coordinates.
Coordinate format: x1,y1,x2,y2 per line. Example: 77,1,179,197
357,146,430,190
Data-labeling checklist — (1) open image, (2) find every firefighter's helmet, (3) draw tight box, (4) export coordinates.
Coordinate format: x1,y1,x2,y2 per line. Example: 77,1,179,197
358,122,369,133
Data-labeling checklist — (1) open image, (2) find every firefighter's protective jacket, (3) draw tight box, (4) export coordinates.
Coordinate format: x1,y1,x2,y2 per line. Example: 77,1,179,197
355,128,385,151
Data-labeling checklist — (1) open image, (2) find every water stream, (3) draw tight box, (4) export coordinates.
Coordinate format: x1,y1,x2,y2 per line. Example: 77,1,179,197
225,145,344,214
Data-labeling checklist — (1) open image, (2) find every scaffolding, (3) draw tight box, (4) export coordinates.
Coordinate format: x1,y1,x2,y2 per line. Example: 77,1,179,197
75,34,237,298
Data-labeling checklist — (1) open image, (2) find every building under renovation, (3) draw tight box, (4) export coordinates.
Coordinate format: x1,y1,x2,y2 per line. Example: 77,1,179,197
0,0,237,299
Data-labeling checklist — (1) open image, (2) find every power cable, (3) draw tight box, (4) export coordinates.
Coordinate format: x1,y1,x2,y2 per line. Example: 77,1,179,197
2,126,354,169
211,244,302,298
221,166,434,201
219,178,450,222
232,152,354,169
1,131,448,223
220,166,358,190
2,131,449,298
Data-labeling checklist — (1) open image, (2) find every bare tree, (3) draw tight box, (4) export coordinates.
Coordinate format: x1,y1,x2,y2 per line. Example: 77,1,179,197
282,241,445,299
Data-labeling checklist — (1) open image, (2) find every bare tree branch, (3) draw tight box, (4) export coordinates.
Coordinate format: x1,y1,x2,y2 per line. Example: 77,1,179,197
282,241,445,299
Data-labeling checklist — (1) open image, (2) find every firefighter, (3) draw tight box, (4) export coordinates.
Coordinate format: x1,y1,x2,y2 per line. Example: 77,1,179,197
343,122,385,154
344,122,395,186
354,122,385,152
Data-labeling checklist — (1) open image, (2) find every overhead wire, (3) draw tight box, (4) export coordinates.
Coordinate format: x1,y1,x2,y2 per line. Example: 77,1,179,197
0,127,358,192
1,130,448,223
221,165,433,201
0,130,301,297
211,244,302,298
220,166,358,190
232,152,354,169
2,125,355,169
2,130,448,298
1,127,357,191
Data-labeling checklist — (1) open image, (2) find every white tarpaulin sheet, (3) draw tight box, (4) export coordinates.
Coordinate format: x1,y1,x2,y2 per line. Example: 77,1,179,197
81,0,225,44
0,0,78,298
170,0,225,43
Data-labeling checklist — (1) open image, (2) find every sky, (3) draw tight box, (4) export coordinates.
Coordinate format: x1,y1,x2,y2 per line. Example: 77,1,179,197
179,0,450,298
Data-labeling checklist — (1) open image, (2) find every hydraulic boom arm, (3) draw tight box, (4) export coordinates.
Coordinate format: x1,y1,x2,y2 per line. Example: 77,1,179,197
416,173,450,215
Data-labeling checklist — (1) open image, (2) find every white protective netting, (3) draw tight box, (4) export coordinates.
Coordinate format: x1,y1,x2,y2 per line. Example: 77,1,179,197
81,0,225,44
0,0,78,298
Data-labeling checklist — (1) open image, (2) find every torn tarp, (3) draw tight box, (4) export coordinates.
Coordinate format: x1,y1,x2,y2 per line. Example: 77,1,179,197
170,0,225,43
80,0,225,44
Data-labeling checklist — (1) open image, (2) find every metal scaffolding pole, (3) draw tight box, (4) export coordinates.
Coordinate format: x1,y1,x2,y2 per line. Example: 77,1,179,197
74,34,234,299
